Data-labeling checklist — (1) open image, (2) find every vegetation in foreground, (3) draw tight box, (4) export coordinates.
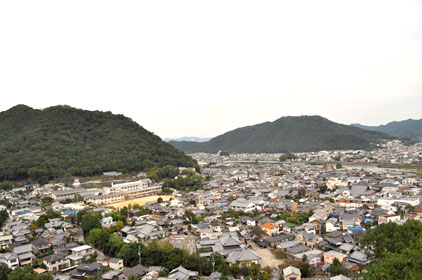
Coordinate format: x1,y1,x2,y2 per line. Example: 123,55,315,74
361,219,422,280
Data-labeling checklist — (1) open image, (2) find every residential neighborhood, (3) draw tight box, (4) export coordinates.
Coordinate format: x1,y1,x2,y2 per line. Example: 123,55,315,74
1,140,422,279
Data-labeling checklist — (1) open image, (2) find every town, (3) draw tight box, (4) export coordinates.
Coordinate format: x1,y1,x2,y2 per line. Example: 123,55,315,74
1,140,422,280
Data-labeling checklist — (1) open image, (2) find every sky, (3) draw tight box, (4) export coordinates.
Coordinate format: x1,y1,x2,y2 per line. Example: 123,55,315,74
1,1,421,139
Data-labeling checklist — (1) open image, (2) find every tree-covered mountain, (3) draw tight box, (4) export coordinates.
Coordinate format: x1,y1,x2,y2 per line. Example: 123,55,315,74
170,116,395,153
352,119,422,139
0,105,198,182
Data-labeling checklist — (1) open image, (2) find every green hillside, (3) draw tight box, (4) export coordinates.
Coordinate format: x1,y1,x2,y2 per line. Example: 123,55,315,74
352,119,422,139
0,105,198,181
170,116,395,153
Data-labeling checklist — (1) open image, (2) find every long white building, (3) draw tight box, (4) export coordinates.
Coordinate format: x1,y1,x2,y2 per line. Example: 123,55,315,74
87,184,162,206
107,179,152,194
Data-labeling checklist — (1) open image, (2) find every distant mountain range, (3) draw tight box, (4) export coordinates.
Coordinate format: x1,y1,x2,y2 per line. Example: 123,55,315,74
352,119,422,139
164,137,211,142
169,115,395,154
0,105,198,181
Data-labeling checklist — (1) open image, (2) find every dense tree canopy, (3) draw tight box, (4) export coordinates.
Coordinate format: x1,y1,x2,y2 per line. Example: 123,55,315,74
0,105,198,181
361,220,422,280
147,165,180,183
80,211,102,235
360,219,422,260
170,116,394,153
162,168,204,193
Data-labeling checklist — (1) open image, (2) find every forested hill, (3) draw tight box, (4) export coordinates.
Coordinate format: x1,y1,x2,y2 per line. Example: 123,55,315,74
170,116,395,154
352,118,422,139
0,105,198,182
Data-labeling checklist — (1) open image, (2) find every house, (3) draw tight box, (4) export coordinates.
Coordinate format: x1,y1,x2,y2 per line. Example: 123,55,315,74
122,264,148,279
283,266,301,280
13,244,36,266
325,218,340,233
230,199,256,212
61,222,74,231
261,222,280,236
348,250,370,265
265,234,295,248
378,214,401,224
0,252,19,269
101,217,114,228
0,235,13,249
102,270,121,280
32,238,51,254
330,275,351,280
43,253,70,272
68,245,94,266
97,256,124,271
168,266,199,280
68,262,102,280
323,250,347,264
226,248,261,266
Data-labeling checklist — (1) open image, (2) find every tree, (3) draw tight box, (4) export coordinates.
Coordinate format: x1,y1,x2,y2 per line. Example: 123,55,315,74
117,243,141,267
157,197,163,203
36,209,61,228
328,258,346,276
251,226,266,241
87,228,111,249
73,194,83,203
360,219,422,259
361,220,422,280
105,235,124,256
279,153,297,162
147,166,180,183
87,251,98,263
0,264,10,280
319,185,327,194
0,210,9,227
115,220,124,231
336,163,342,169
272,249,287,259
8,265,53,280
365,249,422,280
405,204,415,213
296,187,306,199
81,211,101,235
0,181,13,191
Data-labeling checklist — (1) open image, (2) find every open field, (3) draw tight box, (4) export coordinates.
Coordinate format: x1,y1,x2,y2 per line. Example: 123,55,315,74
106,195,173,209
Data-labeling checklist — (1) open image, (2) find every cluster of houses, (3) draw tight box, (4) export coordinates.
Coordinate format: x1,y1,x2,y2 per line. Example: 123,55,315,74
0,140,422,279
194,140,422,166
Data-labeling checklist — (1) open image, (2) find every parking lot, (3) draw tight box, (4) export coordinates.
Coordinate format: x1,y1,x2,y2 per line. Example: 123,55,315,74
249,241,285,269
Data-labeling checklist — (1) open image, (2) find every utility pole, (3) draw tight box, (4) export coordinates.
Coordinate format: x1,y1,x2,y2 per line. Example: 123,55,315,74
138,244,142,265
211,254,215,273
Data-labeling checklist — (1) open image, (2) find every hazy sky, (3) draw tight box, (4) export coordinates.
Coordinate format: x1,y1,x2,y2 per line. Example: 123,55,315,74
1,1,421,139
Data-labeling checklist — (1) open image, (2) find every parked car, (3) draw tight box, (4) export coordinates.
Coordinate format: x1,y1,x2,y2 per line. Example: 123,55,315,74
256,241,267,248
